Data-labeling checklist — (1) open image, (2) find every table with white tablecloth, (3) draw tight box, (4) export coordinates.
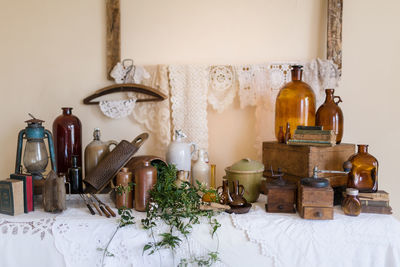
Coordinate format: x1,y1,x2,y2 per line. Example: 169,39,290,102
1,195,400,267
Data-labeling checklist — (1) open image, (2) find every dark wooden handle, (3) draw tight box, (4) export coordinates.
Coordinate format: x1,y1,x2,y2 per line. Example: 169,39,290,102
278,205,284,210
105,205,116,217
86,204,95,215
315,211,322,218
239,185,245,196
100,206,110,218
92,203,102,216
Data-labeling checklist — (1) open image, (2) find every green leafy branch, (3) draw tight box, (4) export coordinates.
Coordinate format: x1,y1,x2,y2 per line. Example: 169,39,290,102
141,163,221,266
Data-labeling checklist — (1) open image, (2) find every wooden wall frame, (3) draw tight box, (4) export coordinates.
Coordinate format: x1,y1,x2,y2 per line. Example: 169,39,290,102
327,0,343,74
105,0,343,78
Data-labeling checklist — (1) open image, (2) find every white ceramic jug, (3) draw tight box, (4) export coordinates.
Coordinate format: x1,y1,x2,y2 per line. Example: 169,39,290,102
166,130,197,171
192,149,210,186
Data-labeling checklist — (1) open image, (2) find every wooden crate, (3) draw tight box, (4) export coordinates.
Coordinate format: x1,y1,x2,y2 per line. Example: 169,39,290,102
262,142,355,186
297,184,334,220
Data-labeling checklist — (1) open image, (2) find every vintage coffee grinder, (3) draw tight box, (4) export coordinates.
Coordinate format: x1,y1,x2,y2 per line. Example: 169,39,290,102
298,161,352,220
265,167,297,213
15,114,57,181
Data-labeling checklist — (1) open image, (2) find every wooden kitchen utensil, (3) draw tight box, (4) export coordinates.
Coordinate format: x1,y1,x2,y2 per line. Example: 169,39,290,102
84,133,149,193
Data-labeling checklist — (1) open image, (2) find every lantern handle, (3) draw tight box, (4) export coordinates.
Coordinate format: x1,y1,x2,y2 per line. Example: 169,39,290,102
45,130,57,173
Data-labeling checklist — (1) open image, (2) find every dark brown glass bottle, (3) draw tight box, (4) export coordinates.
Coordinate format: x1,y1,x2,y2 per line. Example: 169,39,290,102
277,126,285,143
316,89,344,144
53,107,82,174
342,188,361,216
67,155,83,194
347,145,378,193
275,65,316,140
134,161,157,212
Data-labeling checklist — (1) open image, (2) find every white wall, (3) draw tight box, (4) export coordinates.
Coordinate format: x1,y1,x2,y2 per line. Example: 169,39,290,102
1,0,399,216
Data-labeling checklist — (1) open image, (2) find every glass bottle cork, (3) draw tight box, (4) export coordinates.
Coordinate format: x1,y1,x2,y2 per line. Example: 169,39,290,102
342,188,362,216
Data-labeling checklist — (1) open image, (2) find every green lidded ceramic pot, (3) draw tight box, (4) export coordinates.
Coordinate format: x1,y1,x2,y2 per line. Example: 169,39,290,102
225,158,265,203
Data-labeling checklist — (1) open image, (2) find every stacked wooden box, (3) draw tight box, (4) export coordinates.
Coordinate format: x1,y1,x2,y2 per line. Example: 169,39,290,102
262,142,355,186
262,142,356,216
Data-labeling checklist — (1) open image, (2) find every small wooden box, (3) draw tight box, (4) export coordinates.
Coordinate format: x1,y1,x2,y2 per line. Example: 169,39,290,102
265,182,297,213
262,142,355,187
297,184,334,220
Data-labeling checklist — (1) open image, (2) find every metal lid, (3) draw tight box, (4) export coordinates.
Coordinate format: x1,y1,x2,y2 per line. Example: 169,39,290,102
346,188,359,196
25,113,44,125
300,177,329,188
228,158,264,173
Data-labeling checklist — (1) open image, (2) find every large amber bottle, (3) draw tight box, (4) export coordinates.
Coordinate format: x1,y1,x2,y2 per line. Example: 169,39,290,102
316,89,344,144
347,145,378,193
275,65,316,140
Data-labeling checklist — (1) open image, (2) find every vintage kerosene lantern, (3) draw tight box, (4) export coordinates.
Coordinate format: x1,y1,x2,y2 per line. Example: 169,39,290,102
15,114,57,180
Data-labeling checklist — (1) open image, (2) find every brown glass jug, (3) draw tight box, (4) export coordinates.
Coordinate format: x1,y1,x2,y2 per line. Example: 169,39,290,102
115,167,133,209
316,89,344,144
275,65,316,139
347,145,378,193
134,161,157,212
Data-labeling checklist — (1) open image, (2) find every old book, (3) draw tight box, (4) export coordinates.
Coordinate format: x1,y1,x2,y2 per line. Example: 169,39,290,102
0,179,24,216
358,191,389,201
296,126,323,131
287,139,335,146
293,133,336,142
10,173,34,213
294,129,333,135
361,205,392,214
361,200,389,207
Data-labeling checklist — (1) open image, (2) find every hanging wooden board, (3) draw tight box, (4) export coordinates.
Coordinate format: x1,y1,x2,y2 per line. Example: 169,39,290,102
106,0,121,80
327,0,343,74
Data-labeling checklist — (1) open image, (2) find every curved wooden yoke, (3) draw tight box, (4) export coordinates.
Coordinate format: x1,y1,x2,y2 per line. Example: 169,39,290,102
83,83,168,105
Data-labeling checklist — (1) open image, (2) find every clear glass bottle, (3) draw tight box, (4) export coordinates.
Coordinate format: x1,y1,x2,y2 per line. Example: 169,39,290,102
275,65,316,140
342,188,361,216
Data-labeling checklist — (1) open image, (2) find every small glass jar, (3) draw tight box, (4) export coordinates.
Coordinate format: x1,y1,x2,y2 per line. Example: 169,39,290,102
342,188,362,216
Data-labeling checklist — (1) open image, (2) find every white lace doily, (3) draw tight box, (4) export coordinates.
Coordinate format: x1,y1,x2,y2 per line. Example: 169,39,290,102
99,98,137,119
208,65,237,113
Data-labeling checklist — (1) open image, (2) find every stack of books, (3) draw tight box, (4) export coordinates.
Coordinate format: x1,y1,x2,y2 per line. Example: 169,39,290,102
0,173,34,216
359,191,392,214
287,126,336,146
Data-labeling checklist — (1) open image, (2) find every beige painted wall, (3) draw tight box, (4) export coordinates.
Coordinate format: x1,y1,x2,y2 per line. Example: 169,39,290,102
1,0,399,216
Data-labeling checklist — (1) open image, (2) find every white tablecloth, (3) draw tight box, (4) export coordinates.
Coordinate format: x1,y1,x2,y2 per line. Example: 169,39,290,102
1,195,400,267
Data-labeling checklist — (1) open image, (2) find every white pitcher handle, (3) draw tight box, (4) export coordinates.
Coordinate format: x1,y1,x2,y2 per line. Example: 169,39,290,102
190,143,197,158
205,152,209,163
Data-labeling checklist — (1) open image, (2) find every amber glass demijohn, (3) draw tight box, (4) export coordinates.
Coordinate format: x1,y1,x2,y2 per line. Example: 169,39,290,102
316,89,344,144
347,145,378,193
275,65,316,140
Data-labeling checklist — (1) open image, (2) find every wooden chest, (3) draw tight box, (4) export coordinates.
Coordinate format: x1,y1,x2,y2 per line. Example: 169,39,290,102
262,142,355,186
297,184,334,220
265,182,296,213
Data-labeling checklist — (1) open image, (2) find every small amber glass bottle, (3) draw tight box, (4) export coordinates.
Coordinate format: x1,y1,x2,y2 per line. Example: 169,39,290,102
342,188,361,216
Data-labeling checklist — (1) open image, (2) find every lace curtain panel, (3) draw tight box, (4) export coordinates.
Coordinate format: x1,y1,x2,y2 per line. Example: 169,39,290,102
106,59,339,157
